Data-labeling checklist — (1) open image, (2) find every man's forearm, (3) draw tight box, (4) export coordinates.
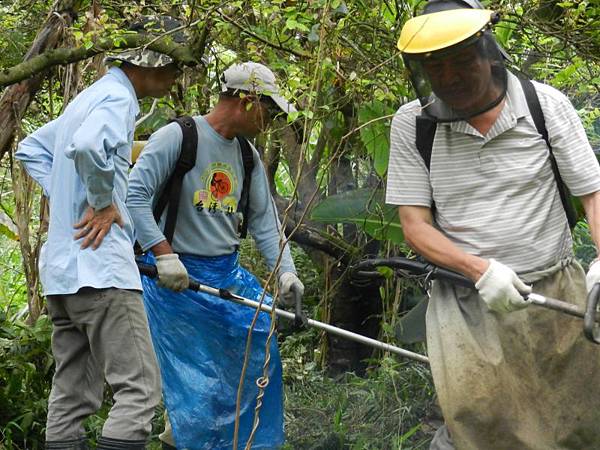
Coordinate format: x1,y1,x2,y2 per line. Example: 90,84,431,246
581,191,600,257
403,220,488,282
15,150,52,196
77,161,115,210
150,240,174,257
126,199,170,255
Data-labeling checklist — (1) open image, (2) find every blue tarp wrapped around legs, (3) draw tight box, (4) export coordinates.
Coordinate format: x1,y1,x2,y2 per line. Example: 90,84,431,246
140,252,284,450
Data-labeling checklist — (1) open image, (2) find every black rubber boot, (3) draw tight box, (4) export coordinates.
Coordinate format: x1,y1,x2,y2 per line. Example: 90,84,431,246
161,441,177,450
96,437,146,450
45,437,88,450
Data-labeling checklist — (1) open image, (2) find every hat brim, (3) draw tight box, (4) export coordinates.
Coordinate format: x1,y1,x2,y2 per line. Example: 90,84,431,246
103,51,175,68
271,93,297,114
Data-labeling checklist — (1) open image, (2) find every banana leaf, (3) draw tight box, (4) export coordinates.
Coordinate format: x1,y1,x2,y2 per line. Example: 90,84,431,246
311,189,403,245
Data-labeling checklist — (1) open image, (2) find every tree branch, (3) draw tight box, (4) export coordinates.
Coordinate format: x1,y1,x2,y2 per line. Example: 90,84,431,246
0,2,79,162
283,219,358,264
216,10,311,59
0,33,203,88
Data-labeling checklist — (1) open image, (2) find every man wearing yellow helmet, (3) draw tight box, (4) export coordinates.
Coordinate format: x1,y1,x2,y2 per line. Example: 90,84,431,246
387,2,600,449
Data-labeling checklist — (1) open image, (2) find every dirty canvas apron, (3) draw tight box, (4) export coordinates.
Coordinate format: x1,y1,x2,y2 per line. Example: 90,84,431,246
427,259,600,450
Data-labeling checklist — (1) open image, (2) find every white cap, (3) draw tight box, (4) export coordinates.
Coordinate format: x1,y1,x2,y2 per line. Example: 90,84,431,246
221,62,297,114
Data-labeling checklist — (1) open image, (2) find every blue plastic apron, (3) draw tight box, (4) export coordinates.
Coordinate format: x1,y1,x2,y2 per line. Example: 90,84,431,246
140,252,284,450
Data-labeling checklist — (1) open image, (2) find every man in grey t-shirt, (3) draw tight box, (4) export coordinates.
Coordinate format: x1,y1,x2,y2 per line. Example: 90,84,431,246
387,3,600,449
127,62,303,449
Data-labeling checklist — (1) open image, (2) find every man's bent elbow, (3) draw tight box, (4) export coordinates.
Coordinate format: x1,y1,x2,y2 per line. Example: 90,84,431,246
398,206,431,252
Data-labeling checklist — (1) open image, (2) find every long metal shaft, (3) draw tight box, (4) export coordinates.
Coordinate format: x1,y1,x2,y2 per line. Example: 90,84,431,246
528,293,589,319
211,285,429,364
137,262,429,365
352,257,600,345
353,258,596,322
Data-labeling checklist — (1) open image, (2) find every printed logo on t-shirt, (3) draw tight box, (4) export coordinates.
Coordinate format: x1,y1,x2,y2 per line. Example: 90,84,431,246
193,162,238,215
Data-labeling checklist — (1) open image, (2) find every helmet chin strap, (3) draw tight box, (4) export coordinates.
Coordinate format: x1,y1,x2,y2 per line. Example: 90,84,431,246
419,89,505,123
425,86,507,123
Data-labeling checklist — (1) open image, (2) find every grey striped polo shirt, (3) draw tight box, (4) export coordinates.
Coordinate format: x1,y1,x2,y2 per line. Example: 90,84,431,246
386,72,600,274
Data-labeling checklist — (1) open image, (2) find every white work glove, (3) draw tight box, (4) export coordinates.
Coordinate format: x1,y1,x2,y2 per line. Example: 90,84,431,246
278,272,305,307
475,259,532,313
586,259,600,293
155,253,189,292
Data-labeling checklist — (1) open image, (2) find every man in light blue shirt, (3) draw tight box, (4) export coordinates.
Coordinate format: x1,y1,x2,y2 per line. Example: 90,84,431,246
15,17,183,450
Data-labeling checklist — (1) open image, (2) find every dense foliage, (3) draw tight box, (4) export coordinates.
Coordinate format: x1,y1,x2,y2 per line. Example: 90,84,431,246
0,0,598,448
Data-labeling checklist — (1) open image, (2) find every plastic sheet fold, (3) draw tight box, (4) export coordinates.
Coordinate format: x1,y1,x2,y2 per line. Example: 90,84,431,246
140,252,284,450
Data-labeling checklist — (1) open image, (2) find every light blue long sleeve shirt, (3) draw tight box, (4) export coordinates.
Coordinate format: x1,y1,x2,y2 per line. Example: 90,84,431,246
16,67,142,295
126,116,296,275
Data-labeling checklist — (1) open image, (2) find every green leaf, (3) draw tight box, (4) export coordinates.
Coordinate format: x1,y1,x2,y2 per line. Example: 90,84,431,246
112,36,127,48
357,101,393,177
398,423,422,443
308,24,320,42
394,296,428,344
285,18,310,32
0,211,18,241
310,189,403,244
362,213,404,244
20,411,33,431
495,18,517,48
376,266,394,279
287,110,300,122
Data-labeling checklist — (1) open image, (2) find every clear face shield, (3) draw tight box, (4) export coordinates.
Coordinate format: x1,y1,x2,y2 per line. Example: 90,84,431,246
403,32,507,122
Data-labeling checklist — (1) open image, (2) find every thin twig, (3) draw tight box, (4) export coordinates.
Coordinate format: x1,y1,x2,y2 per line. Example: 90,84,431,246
216,10,311,59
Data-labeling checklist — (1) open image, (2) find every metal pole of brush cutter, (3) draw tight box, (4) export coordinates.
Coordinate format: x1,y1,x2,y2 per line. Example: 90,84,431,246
351,257,600,345
137,262,430,365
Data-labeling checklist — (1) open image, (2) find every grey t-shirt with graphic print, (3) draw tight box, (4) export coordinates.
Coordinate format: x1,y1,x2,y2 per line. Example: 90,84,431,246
127,115,296,275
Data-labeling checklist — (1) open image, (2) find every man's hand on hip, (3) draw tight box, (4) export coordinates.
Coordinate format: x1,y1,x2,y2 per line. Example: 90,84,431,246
155,253,189,292
475,259,532,313
74,204,124,250
586,259,600,293
278,272,304,307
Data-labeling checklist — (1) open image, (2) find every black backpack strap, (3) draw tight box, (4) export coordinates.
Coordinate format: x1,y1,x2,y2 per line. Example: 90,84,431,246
519,78,577,229
153,116,198,244
236,136,254,239
415,115,437,172
415,114,438,217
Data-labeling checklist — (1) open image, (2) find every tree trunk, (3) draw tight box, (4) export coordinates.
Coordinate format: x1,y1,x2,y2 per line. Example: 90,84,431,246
0,1,79,163
10,155,47,325
326,154,383,375
269,95,385,374
0,1,79,322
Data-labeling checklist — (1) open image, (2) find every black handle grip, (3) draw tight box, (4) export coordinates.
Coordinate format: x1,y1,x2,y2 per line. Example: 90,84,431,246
290,284,307,328
351,257,474,288
137,261,158,278
137,261,201,291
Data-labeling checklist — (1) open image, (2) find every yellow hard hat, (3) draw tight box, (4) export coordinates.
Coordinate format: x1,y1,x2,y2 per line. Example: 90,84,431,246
398,9,498,55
